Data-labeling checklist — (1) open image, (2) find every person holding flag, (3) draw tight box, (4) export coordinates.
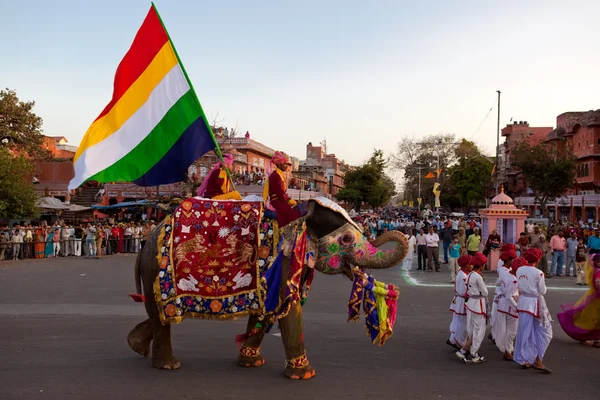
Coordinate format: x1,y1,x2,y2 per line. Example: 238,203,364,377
195,153,241,200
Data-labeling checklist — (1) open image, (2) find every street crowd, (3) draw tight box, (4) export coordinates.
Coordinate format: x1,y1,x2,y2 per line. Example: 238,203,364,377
0,219,157,261
357,212,600,285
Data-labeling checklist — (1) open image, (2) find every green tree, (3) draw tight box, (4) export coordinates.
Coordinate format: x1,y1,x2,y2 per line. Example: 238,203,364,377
510,141,576,216
336,150,396,210
0,88,50,159
445,139,494,209
390,133,459,204
0,148,39,218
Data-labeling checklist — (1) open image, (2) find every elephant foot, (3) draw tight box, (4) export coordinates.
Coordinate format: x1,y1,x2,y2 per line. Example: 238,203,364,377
152,356,181,370
284,364,316,380
127,331,150,358
238,346,265,367
284,351,315,380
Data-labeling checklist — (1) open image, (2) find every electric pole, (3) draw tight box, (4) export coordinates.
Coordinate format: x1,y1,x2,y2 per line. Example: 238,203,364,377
496,90,501,195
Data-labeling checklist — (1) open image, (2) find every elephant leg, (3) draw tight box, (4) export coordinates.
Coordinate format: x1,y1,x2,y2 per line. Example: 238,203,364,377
127,319,153,357
143,283,180,370
279,301,315,380
238,314,267,367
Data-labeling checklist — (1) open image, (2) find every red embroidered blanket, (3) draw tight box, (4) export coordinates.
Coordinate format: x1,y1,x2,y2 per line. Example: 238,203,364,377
155,198,264,324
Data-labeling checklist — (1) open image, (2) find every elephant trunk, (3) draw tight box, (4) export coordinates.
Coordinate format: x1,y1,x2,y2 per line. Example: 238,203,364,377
349,230,408,269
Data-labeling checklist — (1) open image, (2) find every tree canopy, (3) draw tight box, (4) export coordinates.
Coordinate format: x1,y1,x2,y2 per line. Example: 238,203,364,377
510,140,576,214
391,134,494,210
336,150,396,210
0,88,50,159
0,148,39,218
445,139,494,207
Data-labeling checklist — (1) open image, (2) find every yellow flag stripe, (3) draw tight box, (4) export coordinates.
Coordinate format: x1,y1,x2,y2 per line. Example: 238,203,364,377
74,42,178,161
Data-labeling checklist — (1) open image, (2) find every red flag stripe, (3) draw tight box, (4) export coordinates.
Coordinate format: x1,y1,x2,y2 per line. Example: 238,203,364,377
93,7,169,123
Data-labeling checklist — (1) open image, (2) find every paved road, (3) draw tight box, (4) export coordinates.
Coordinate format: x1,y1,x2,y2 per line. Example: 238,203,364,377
1,255,599,400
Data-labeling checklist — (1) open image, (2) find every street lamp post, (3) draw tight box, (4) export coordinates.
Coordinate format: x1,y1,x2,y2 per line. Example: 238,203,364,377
415,165,427,213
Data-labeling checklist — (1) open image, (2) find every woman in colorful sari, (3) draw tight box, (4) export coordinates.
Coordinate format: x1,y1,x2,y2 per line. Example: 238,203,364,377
34,226,46,259
557,254,600,347
44,228,54,258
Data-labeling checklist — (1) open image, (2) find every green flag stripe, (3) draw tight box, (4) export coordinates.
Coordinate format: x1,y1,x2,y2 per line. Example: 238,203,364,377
88,90,202,183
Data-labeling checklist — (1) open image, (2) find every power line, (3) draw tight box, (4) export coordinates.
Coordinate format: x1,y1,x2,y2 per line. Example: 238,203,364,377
469,96,498,139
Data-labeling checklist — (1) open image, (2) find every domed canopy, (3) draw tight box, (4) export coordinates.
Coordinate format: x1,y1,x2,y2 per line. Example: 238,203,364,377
491,187,513,205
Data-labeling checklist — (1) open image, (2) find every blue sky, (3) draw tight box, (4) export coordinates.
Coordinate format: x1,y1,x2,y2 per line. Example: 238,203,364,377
3,0,600,174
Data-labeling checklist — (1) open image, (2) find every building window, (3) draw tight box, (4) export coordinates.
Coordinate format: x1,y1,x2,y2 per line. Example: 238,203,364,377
585,163,589,177
586,140,589,146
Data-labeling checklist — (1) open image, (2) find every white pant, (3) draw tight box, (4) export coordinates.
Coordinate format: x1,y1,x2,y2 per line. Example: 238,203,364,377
74,239,82,256
403,256,413,271
449,257,459,281
466,310,487,356
53,242,61,257
449,313,467,347
495,312,518,354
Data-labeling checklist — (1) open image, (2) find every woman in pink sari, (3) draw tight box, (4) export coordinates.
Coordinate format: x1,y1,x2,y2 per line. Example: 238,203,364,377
557,254,600,346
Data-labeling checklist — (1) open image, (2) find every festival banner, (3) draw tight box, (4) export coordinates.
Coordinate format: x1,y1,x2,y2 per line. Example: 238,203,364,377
69,4,221,190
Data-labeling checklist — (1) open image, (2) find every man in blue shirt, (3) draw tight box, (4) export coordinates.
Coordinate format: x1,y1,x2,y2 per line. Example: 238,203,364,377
587,229,600,254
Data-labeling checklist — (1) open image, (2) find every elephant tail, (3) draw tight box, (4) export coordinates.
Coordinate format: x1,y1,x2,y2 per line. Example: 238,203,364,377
129,252,146,303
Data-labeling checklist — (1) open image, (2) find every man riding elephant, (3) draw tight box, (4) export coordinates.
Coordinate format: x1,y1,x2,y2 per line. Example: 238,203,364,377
263,151,301,227
196,153,242,200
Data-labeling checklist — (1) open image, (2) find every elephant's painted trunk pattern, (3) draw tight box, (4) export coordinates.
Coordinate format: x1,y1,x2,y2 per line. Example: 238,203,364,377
315,225,408,273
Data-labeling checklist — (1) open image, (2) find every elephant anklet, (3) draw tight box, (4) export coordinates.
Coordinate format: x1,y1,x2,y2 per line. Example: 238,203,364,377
287,351,309,368
239,346,261,358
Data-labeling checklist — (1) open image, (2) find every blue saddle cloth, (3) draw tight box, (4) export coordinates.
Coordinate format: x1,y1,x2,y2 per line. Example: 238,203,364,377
263,202,308,221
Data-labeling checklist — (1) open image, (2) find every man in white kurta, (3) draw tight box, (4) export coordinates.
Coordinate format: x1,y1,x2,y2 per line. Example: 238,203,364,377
514,248,553,373
490,243,518,344
448,255,473,349
456,252,488,363
494,251,520,360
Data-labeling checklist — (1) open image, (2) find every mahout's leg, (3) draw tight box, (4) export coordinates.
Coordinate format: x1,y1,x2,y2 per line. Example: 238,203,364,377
238,314,268,367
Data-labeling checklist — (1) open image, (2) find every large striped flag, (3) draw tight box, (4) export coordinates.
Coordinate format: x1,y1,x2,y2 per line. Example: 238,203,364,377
68,4,220,190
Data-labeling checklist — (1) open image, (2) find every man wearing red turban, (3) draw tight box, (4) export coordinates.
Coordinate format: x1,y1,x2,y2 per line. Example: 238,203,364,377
513,248,553,373
492,248,519,360
456,252,488,364
263,151,301,227
447,254,473,350
196,154,242,200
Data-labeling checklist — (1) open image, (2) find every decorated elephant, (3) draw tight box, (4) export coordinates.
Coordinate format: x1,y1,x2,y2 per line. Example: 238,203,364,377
127,197,407,379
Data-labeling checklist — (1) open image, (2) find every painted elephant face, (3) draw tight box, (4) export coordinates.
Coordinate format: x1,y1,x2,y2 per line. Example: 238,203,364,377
314,224,407,277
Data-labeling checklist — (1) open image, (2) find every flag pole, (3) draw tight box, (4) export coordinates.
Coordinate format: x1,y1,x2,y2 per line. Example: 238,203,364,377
151,3,236,192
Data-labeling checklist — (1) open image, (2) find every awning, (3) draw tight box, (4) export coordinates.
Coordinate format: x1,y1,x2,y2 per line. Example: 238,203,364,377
67,203,91,212
91,199,152,210
37,196,69,210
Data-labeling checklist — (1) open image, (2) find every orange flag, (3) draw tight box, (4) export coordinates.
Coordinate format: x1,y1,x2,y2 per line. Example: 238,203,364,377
424,171,436,179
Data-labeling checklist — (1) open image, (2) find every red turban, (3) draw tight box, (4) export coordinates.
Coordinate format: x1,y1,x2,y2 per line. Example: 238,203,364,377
500,243,516,252
271,151,291,165
471,252,488,267
457,254,473,268
523,248,543,263
511,257,527,275
499,250,518,261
